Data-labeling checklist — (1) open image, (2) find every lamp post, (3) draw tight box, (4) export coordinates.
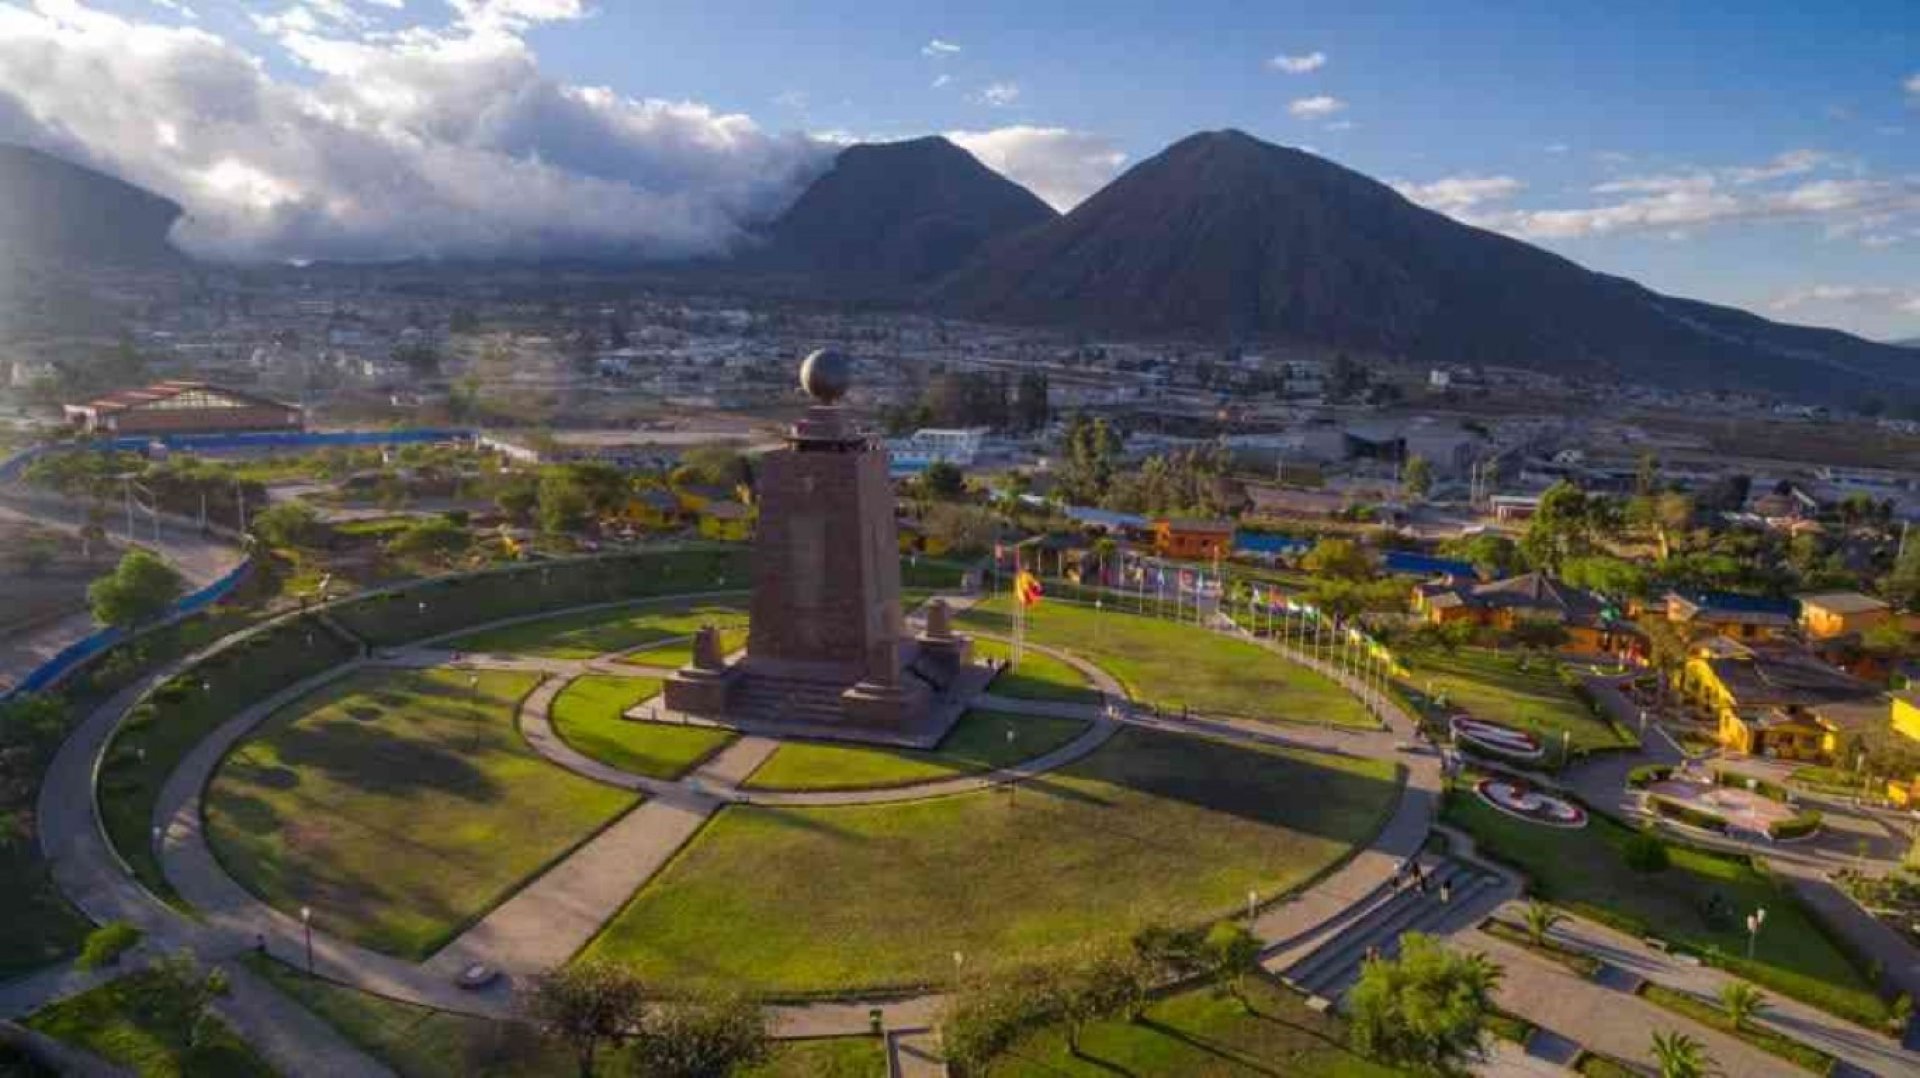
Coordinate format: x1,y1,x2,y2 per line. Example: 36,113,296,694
1745,907,1766,960
1247,889,1259,923
301,906,315,974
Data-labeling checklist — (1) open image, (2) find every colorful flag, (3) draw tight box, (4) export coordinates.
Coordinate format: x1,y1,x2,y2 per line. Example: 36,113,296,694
1015,570,1045,607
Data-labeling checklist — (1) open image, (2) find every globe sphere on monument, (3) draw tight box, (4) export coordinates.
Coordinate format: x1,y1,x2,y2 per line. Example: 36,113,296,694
800,348,853,404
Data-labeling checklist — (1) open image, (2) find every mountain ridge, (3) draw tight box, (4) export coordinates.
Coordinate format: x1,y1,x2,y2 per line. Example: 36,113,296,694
0,143,183,266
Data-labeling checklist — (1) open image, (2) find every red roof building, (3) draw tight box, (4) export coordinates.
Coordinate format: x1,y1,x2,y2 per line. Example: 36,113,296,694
64,381,303,436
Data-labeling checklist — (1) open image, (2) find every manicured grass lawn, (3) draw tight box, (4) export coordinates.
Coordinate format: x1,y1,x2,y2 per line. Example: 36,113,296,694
99,616,359,903
548,674,735,780
245,954,882,1077
957,598,1372,728
447,599,747,659
1406,648,1627,753
205,668,639,959
584,727,1401,993
743,710,1090,792
971,638,1103,705
1443,782,1887,1027
25,969,275,1078
619,626,750,669
984,975,1398,1077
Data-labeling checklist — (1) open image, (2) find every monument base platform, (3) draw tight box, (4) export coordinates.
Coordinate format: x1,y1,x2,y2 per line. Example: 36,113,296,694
651,660,995,750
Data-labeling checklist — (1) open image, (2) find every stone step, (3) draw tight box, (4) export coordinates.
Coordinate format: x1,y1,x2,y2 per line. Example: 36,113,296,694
1281,860,1477,990
729,676,851,725
1286,862,1492,999
1305,873,1501,1002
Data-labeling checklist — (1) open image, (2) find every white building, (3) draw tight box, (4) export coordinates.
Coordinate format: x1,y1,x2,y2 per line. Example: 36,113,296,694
887,427,988,468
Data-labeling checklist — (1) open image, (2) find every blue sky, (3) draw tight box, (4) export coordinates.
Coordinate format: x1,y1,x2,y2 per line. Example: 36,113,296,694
6,0,1919,339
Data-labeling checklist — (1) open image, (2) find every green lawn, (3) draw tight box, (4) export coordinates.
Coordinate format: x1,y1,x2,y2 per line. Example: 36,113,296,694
984,975,1399,1077
957,598,1373,728
244,954,882,1077
205,668,639,959
548,674,735,780
584,727,1401,994
98,616,360,903
1406,648,1627,754
970,638,1103,705
619,626,750,669
25,969,275,1078
1443,782,1887,1027
447,599,747,659
743,710,1090,792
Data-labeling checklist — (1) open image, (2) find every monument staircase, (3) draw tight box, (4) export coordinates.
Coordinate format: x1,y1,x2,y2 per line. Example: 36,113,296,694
1277,856,1505,1003
727,674,858,727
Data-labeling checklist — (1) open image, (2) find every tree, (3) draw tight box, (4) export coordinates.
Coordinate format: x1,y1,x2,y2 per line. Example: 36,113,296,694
1402,455,1433,501
1015,369,1050,431
496,475,539,525
250,501,326,551
526,960,649,1078
1507,618,1571,653
1349,933,1501,1072
624,993,770,1078
1649,1029,1716,1078
1048,947,1151,1054
1441,533,1522,579
921,504,999,557
917,461,966,500
148,949,228,1047
675,446,752,492
386,517,470,563
1203,921,1262,1012
1885,533,1920,613
1520,481,1599,573
88,550,184,629
1522,899,1562,947
1717,982,1767,1032
1301,537,1378,582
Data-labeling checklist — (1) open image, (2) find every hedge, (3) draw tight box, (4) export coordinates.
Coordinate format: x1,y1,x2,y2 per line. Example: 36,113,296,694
1649,795,1730,833
1714,768,1791,803
1627,764,1674,788
1768,810,1823,841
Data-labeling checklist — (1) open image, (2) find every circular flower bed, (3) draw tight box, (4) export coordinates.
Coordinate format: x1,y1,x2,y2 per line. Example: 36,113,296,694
1450,716,1544,759
1475,777,1588,829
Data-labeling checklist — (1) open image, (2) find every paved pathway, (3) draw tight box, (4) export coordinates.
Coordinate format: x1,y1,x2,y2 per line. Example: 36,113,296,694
1466,926,1803,1077
1488,902,1912,1076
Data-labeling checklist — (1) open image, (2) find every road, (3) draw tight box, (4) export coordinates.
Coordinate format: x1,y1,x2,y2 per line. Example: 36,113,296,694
0,496,244,694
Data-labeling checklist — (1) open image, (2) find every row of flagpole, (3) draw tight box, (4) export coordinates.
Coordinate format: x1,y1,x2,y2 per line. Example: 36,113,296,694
989,546,1407,724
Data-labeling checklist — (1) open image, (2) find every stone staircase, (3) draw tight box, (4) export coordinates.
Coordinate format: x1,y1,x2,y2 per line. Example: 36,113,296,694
1279,857,1503,1003
727,674,850,726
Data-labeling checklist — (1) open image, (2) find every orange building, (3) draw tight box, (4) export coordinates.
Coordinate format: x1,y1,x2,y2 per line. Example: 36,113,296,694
1152,518,1235,561
1411,572,1634,655
1797,591,1893,640
64,381,302,436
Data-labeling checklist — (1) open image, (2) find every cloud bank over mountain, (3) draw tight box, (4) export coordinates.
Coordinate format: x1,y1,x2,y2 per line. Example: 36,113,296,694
0,0,832,262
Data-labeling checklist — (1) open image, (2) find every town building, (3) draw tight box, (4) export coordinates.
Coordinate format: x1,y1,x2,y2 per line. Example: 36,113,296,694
63,381,303,436
1152,518,1235,561
1663,591,1798,643
1411,572,1631,655
887,427,988,469
1797,591,1893,640
1681,637,1885,761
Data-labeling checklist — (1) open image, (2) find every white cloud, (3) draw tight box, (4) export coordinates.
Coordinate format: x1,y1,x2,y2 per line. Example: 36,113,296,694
1404,149,1920,246
1391,174,1524,215
1543,143,1569,154
1906,72,1920,100
931,73,951,89
0,0,831,261
1267,51,1325,75
973,81,1020,108
1770,285,1920,315
1323,120,1354,132
1288,95,1344,119
946,126,1126,211
921,38,960,57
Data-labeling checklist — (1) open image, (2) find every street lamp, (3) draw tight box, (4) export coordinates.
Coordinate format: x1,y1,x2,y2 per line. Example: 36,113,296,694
1745,908,1767,960
1247,889,1259,922
301,906,315,974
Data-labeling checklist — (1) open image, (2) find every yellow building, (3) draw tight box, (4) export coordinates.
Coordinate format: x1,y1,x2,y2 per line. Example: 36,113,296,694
696,501,754,542
1893,693,1920,744
1797,591,1893,640
1681,637,1884,761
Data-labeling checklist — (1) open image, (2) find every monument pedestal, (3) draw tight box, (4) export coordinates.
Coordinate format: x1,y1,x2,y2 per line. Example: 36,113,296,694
661,349,982,745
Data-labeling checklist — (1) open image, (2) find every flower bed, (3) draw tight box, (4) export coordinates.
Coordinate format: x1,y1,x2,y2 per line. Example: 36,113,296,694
1474,777,1588,828
1450,716,1544,760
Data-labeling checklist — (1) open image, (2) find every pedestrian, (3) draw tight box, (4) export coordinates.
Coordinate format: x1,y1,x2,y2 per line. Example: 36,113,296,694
1439,879,1452,904
254,933,267,954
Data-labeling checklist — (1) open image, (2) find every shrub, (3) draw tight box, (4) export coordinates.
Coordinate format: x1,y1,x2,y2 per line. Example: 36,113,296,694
1623,831,1672,873
1627,764,1673,788
1712,769,1790,803
1650,796,1728,833
1767,811,1822,841
77,921,142,970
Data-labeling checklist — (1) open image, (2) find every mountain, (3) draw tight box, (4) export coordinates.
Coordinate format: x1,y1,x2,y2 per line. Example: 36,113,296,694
937,130,1918,402
745,136,1056,288
0,144,183,266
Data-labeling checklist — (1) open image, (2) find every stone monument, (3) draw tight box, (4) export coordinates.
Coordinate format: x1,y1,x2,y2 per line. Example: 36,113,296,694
663,348,976,744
